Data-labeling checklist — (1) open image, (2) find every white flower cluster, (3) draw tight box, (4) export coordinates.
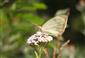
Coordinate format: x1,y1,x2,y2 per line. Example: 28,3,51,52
27,31,53,45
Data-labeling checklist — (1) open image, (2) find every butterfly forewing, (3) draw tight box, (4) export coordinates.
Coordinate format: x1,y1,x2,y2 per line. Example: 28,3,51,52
41,15,68,37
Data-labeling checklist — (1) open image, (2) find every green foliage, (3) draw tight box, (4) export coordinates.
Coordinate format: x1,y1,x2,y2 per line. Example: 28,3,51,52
0,0,46,58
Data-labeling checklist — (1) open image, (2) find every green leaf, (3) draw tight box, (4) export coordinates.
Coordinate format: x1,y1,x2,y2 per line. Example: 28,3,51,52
33,3,47,9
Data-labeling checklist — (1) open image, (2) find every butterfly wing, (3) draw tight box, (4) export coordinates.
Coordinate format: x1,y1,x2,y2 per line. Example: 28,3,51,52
41,15,68,37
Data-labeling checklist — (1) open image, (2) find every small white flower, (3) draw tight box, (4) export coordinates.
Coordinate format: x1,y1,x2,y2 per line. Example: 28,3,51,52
27,31,53,45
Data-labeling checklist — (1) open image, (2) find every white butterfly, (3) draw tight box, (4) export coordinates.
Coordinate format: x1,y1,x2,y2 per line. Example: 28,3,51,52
40,9,69,37
27,9,69,45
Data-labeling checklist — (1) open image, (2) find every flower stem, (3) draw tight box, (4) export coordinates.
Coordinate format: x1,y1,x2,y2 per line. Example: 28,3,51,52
35,46,44,58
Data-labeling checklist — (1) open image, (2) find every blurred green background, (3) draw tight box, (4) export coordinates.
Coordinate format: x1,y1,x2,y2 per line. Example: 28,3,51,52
0,0,85,58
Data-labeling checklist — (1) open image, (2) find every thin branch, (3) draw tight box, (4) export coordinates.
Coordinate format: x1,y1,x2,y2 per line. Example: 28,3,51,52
53,47,57,58
60,40,70,50
57,40,70,58
43,48,49,58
